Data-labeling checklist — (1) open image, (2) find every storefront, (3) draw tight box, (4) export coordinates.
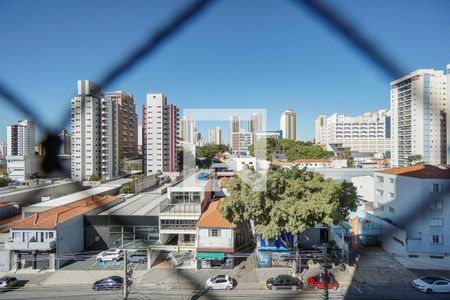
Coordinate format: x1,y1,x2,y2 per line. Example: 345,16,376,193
196,252,233,269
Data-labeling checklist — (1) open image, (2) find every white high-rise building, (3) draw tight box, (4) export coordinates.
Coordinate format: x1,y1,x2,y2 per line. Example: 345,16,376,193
143,93,179,175
0,141,7,158
248,113,263,133
7,120,35,156
391,68,448,167
280,109,296,140
208,127,222,145
315,109,392,155
70,80,119,181
180,116,195,144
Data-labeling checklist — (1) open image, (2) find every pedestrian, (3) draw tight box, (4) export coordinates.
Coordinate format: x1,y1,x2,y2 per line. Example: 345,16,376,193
340,261,346,272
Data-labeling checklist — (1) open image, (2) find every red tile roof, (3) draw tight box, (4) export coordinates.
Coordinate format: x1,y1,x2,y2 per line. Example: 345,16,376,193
293,159,330,163
0,214,22,233
12,195,118,229
198,198,236,228
377,164,450,179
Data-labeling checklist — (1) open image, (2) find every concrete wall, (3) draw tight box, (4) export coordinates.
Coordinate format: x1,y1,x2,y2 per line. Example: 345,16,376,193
0,181,79,205
134,174,159,194
351,175,374,202
56,215,84,266
197,228,234,249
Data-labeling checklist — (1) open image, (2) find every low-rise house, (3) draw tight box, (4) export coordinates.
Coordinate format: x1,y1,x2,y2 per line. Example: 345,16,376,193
5,195,120,271
293,159,331,168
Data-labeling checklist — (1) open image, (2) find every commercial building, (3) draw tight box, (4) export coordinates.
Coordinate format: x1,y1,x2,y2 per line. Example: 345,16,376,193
142,93,179,174
208,127,222,145
248,113,263,133
70,80,119,181
7,120,35,156
230,132,253,155
280,109,296,140
5,195,121,271
315,109,391,156
353,164,450,269
104,91,138,159
391,68,448,166
180,116,195,144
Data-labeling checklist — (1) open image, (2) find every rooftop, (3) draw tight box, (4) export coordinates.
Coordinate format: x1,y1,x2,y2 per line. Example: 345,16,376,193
293,159,331,163
12,195,119,229
100,192,166,216
169,169,214,191
197,198,236,228
377,164,450,179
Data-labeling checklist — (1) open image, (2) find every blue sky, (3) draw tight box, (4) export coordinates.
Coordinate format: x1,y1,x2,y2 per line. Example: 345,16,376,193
0,0,449,143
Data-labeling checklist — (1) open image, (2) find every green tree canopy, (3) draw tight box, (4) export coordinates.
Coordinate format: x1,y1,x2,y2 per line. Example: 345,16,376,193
88,173,100,181
220,167,358,242
196,144,230,158
249,138,333,161
0,178,8,187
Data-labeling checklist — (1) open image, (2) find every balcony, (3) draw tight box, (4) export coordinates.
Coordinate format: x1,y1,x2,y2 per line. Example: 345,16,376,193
5,238,56,251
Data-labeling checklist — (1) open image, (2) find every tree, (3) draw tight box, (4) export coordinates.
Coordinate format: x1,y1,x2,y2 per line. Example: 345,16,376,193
0,178,8,187
89,173,100,181
248,138,333,161
220,167,358,242
196,144,229,158
408,154,423,165
119,183,133,194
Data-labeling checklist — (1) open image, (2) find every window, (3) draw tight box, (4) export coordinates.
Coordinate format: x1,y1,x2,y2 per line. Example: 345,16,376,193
376,189,384,196
389,192,394,199
209,229,220,237
432,184,443,192
430,218,443,227
376,176,384,183
389,206,395,213
389,178,394,184
430,200,443,210
431,235,443,244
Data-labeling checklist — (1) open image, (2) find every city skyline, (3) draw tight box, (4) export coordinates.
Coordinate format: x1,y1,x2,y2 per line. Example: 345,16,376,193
1,1,450,142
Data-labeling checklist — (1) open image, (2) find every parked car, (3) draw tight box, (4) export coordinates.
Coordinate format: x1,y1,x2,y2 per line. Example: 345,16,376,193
96,248,124,262
92,276,131,291
266,274,303,291
205,275,236,290
411,276,450,293
127,251,147,264
307,273,339,290
0,277,18,293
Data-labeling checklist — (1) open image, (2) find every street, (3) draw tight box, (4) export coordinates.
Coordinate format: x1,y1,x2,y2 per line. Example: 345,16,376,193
0,283,449,300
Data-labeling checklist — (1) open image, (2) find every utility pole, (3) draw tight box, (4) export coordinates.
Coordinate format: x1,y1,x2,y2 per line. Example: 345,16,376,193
123,249,128,300
323,250,329,300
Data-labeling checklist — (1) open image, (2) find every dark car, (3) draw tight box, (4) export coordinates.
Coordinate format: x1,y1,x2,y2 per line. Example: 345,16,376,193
127,251,147,264
307,273,339,290
266,274,303,291
0,277,18,293
93,276,127,291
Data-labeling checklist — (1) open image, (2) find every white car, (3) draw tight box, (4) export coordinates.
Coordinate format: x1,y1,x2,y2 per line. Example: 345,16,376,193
96,249,124,262
411,276,450,293
205,275,235,290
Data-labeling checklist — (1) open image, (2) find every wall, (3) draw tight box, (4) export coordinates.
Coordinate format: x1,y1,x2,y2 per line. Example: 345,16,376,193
134,174,159,194
0,181,79,205
197,228,234,249
351,175,374,202
56,215,84,267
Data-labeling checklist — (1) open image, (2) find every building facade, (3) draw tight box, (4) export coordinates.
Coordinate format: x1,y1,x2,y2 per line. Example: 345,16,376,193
208,127,222,145
180,116,195,144
391,68,448,166
280,109,296,140
104,91,138,159
142,93,179,175
248,113,263,133
70,80,119,181
58,129,71,155
7,120,35,156
230,132,253,155
316,109,391,155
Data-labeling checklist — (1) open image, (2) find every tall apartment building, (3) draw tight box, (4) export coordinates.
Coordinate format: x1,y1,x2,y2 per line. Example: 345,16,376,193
0,141,7,158
391,68,448,167
7,120,35,156
104,91,138,159
280,109,296,140
315,109,391,155
58,129,71,155
142,93,179,175
207,127,222,145
70,80,119,181
248,113,263,133
180,116,195,144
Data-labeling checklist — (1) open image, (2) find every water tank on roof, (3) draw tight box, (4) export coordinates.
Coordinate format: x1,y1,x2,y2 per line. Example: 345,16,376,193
197,172,209,180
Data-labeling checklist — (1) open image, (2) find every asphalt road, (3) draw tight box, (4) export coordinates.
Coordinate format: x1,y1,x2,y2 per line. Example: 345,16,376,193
0,283,449,300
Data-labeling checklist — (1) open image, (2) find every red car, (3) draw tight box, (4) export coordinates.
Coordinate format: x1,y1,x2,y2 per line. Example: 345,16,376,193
307,273,339,290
